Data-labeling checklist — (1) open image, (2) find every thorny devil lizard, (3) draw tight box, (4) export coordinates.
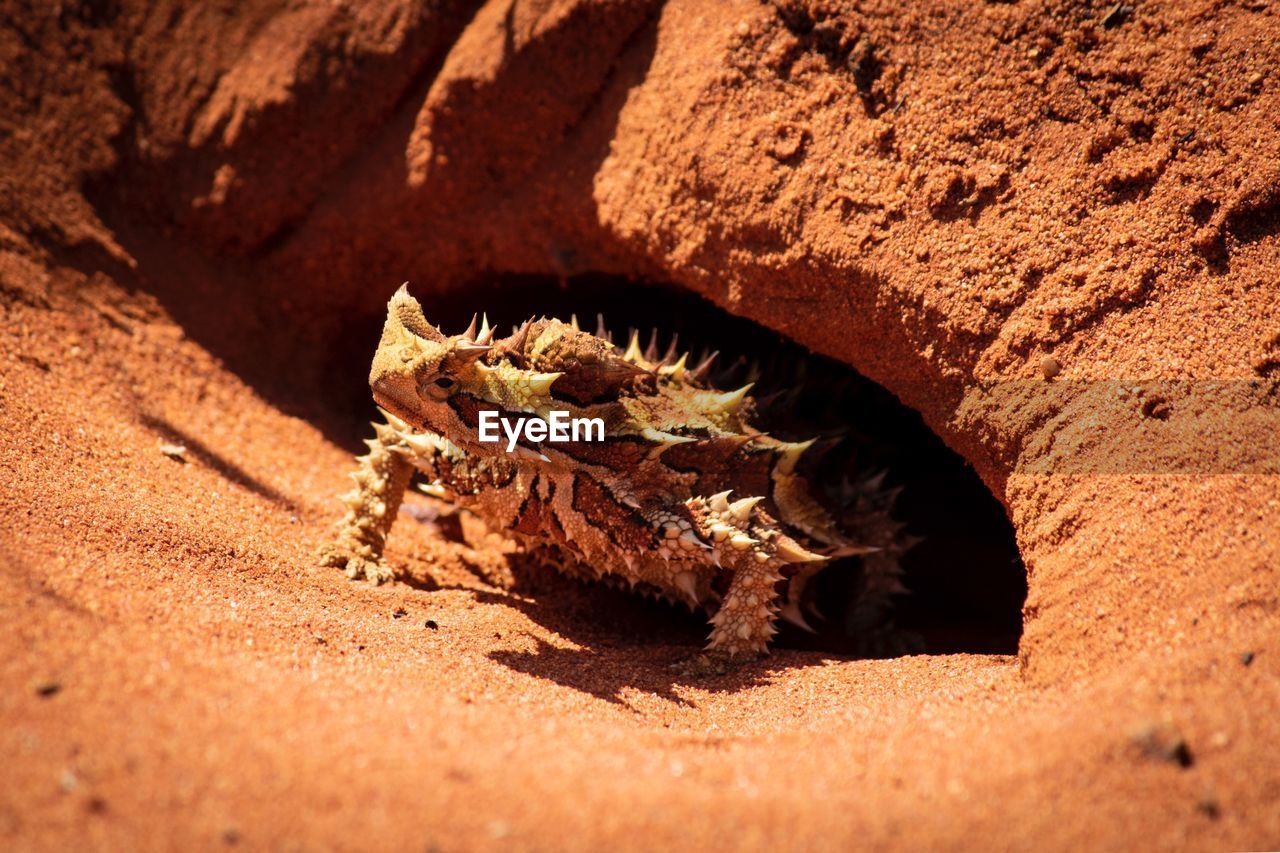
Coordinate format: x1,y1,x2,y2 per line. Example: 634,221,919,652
319,286,909,658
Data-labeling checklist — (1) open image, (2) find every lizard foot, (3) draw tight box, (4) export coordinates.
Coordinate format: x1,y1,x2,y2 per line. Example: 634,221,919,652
317,543,395,585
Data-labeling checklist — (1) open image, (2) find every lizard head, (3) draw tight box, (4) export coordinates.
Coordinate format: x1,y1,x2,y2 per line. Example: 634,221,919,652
368,285,564,453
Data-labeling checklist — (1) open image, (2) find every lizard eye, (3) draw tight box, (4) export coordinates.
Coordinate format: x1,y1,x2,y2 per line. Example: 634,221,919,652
423,375,456,399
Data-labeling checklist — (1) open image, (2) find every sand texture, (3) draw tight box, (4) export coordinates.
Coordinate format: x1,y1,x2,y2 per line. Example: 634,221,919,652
2,0,1278,849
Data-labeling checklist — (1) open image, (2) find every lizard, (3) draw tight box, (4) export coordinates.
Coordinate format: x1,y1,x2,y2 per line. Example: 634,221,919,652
318,285,907,657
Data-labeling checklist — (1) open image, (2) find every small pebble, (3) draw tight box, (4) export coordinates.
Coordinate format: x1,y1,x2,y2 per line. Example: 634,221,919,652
392,606,407,619
1040,355,1061,380
1130,721,1194,768
1240,650,1255,666
34,679,62,698
1196,795,1220,819
425,620,439,630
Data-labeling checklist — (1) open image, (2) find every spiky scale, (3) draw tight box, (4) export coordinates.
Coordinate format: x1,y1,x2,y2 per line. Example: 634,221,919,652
644,328,661,363
659,352,688,381
696,384,752,415
623,330,643,363
729,496,763,521
688,351,718,384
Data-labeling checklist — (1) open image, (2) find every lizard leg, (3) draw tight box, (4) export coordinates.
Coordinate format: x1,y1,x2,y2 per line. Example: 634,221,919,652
688,491,830,657
706,550,783,656
317,421,414,584
840,490,920,656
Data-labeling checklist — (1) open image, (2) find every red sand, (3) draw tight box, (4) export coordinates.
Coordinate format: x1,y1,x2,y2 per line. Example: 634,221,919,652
2,1,1278,849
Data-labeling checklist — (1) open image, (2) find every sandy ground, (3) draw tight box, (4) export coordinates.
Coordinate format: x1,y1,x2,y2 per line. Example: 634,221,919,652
3,0,1280,849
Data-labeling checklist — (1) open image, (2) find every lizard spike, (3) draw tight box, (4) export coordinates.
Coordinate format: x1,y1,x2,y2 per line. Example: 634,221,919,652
775,438,816,474
658,352,688,381
827,543,881,558
680,529,711,550
701,383,753,415
707,522,734,542
861,470,889,493
728,496,763,521
644,328,661,363
640,428,696,457
453,342,492,362
595,313,610,342
525,371,562,396
708,490,733,513
402,434,442,454
462,313,478,341
674,571,699,603
377,408,411,432
494,320,524,356
478,313,492,342
774,537,827,563
661,334,679,366
506,320,532,354
729,532,757,550
623,330,643,363
569,314,580,332
687,350,719,383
